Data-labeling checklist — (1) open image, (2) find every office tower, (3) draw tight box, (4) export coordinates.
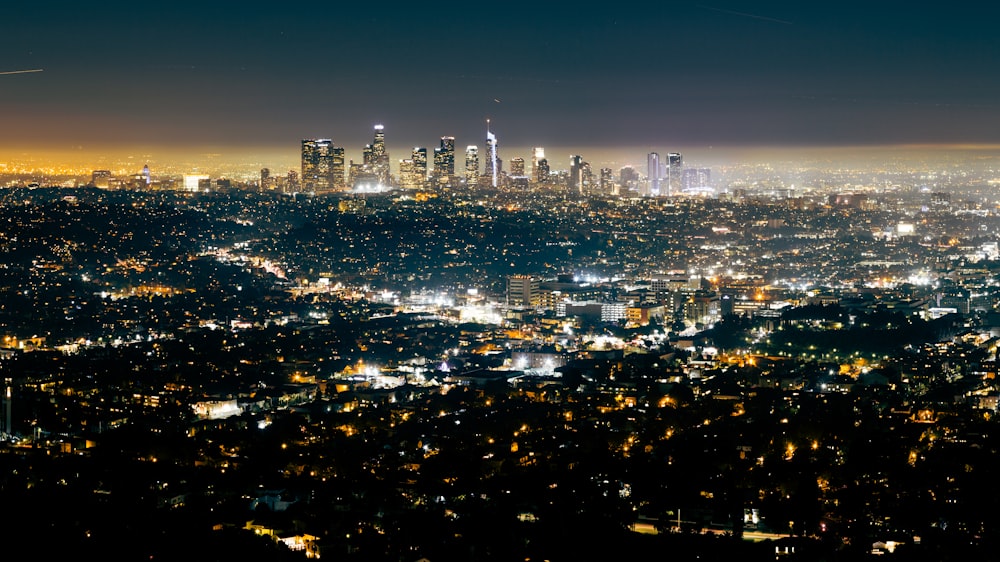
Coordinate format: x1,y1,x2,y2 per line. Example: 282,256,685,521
569,155,584,193
464,146,479,185
531,147,545,181
399,159,419,189
331,146,346,190
441,136,455,174
433,145,447,186
483,120,498,188
647,152,661,196
301,138,326,192
127,171,147,190
509,175,530,190
184,174,210,192
581,162,593,192
668,152,683,169
348,161,363,187
91,170,111,188
509,157,525,177
600,167,613,193
351,136,381,190
260,168,270,191
370,124,390,186
301,138,342,193
141,164,151,187
535,158,550,183
287,170,299,192
507,275,541,307
433,136,455,186
412,147,428,184
667,152,682,195
619,166,638,191
372,124,386,160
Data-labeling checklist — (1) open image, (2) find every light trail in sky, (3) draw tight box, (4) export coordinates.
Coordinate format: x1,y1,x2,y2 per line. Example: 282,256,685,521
0,69,43,75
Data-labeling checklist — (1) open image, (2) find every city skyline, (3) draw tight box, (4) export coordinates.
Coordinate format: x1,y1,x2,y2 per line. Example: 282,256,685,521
8,3,1000,558
4,2,1000,154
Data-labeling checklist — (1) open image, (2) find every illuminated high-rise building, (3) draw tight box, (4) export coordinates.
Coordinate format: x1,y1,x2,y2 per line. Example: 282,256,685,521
483,120,498,188
600,167,614,193
569,155,584,193
401,145,430,190
348,161,363,187
507,275,541,307
91,170,112,189
667,152,683,195
433,136,455,186
399,159,418,189
301,139,342,193
465,145,479,185
535,157,549,184
183,174,211,192
260,168,270,191
141,164,151,187
372,125,386,158
441,136,455,169
412,147,428,182
531,147,545,180
370,124,390,186
331,146,346,190
619,166,639,192
647,152,661,196
509,157,525,177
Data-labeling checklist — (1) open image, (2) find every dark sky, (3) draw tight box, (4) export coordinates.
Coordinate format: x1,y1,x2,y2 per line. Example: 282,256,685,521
3,1,1000,155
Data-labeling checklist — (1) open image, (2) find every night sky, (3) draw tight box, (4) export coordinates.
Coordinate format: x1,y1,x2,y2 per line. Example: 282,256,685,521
4,1,1000,157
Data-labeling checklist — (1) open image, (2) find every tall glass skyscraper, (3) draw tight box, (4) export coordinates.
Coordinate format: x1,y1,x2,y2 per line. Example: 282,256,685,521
509,157,525,176
301,139,342,193
531,147,545,183
647,152,661,196
412,147,427,182
370,125,390,186
465,145,479,185
667,152,683,196
433,136,455,186
569,155,584,193
484,120,498,188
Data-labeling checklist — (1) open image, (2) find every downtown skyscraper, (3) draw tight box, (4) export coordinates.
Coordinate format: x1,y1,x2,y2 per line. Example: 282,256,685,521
301,139,344,193
433,136,455,187
367,124,391,186
399,146,428,190
531,147,547,184
667,152,683,196
483,120,499,188
509,157,525,177
412,147,428,180
569,155,584,193
647,152,661,196
465,146,479,186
